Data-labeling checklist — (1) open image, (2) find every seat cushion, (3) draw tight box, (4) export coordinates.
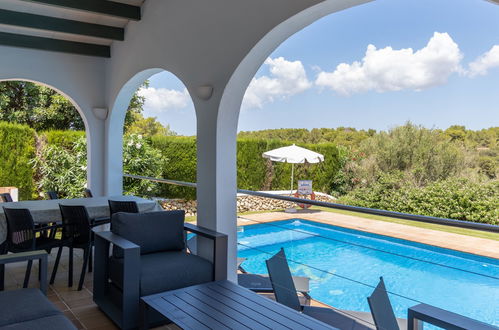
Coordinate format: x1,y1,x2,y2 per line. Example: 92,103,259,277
109,250,213,296
0,289,61,327
111,210,185,256
0,315,76,330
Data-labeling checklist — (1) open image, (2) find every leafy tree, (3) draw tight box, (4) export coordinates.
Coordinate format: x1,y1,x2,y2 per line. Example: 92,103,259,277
126,112,177,137
124,81,149,132
0,80,148,131
445,125,466,142
0,81,84,130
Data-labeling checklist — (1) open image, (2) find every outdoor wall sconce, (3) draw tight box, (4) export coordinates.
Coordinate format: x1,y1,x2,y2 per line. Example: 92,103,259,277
196,85,213,100
93,107,108,120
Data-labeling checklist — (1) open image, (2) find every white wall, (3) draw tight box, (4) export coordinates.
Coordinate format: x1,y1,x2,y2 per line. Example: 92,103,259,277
0,46,108,195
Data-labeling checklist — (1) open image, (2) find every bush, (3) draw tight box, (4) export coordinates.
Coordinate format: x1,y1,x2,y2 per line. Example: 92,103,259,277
32,135,87,199
340,175,499,224
33,132,165,198
0,121,36,200
355,123,465,188
123,134,165,196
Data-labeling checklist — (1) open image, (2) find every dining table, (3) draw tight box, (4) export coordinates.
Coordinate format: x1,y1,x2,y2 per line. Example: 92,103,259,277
0,195,162,245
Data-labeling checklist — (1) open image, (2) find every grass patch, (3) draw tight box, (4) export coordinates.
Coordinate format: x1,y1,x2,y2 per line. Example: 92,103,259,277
311,206,499,241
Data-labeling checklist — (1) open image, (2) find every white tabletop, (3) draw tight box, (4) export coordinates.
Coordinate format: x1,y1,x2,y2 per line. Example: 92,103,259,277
0,195,161,244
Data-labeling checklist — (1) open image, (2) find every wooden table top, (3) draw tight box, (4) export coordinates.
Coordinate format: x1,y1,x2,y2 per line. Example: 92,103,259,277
141,280,337,330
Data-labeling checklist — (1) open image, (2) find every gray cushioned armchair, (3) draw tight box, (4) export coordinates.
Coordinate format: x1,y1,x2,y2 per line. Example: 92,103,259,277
92,210,228,330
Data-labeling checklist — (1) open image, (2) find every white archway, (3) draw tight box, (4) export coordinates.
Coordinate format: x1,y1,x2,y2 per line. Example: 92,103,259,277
190,0,373,279
0,78,103,197
105,68,196,195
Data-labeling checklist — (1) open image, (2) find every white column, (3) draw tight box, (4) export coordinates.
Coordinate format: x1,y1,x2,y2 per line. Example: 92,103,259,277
195,92,238,282
86,116,106,196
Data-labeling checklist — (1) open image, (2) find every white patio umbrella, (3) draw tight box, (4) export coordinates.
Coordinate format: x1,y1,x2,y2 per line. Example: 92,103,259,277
262,144,324,193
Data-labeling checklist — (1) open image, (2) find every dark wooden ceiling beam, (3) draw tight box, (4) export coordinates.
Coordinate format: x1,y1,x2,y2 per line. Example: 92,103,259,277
0,9,124,40
22,0,141,20
0,31,110,57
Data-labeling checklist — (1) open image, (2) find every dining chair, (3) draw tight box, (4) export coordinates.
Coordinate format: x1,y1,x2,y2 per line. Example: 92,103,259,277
2,207,63,288
46,191,59,200
51,205,93,290
0,193,13,203
108,200,139,215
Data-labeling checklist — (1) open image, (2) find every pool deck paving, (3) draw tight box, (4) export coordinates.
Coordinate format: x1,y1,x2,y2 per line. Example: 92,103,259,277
237,210,499,259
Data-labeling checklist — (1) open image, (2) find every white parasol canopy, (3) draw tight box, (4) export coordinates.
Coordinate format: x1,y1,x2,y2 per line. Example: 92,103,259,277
262,144,324,193
262,144,324,164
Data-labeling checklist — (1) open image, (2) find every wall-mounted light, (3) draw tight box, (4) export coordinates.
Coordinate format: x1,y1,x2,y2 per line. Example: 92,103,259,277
93,107,108,120
196,85,213,100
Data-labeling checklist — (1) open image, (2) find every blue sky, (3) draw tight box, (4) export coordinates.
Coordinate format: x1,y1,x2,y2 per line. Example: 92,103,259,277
141,0,499,136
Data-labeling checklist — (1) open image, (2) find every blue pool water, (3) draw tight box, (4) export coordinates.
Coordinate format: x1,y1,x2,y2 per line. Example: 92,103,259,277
237,219,499,326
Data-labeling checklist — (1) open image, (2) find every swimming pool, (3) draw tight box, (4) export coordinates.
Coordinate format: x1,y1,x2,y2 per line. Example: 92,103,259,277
237,219,499,326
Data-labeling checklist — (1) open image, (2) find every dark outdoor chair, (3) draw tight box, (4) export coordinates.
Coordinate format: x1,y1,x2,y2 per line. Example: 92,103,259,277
50,205,94,291
367,277,407,330
84,189,93,198
233,252,311,302
0,251,77,329
108,200,139,215
93,210,228,329
3,207,63,288
83,190,112,225
266,248,373,330
46,191,59,200
0,193,13,203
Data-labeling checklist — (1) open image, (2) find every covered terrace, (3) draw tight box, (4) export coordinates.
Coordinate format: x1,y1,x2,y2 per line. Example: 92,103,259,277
0,1,498,330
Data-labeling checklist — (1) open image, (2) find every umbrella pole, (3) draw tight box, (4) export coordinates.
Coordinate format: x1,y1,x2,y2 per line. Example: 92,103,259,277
290,163,294,195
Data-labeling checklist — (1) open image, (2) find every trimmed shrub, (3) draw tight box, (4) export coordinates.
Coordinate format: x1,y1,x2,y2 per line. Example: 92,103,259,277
0,121,36,200
151,135,197,199
150,137,342,199
44,130,85,149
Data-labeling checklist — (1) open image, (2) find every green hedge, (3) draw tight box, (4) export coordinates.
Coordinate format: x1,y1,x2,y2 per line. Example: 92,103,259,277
151,136,197,199
151,136,343,199
237,139,343,193
0,121,36,200
43,130,85,148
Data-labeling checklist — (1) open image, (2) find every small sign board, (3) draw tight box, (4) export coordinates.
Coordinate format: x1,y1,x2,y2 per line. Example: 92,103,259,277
297,180,313,195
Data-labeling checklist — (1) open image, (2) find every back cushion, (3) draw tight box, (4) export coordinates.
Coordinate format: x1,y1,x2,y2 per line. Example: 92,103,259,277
112,210,185,255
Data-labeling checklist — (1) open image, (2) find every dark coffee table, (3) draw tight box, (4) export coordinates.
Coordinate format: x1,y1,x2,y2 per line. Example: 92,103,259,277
140,280,337,330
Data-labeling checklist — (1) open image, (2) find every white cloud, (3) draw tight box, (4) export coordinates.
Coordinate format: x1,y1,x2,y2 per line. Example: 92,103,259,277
467,45,499,77
242,57,312,109
316,32,463,96
137,87,191,113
